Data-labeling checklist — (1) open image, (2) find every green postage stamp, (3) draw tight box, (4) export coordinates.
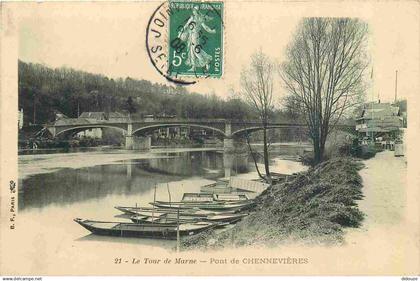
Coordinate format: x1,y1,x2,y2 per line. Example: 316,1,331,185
168,1,223,78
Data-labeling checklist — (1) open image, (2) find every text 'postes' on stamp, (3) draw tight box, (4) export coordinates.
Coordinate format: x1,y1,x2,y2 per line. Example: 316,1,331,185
146,1,224,85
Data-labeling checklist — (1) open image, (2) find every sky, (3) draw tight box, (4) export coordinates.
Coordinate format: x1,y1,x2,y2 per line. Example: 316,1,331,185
15,1,419,103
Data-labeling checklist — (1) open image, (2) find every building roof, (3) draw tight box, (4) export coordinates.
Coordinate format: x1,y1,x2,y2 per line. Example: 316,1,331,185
358,102,400,120
54,118,92,126
78,111,130,121
356,102,402,133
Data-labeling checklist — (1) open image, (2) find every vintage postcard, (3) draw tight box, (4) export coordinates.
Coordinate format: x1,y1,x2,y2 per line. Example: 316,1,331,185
0,0,419,278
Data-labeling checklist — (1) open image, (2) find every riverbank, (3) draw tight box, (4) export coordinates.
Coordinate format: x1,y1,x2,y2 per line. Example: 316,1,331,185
18,147,221,180
182,157,365,249
345,150,409,239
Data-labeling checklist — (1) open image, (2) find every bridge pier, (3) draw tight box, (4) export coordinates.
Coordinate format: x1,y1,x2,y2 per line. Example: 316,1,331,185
223,138,235,153
223,122,235,153
223,138,248,154
125,123,134,149
125,123,151,150
223,153,233,178
125,135,151,150
125,135,134,149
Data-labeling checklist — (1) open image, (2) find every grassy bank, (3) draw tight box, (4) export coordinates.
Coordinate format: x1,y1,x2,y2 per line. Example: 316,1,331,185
181,157,365,250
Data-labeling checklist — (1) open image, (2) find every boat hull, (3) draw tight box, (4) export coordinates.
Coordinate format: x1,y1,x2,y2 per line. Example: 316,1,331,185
130,213,247,224
114,206,236,216
150,201,255,211
74,218,214,240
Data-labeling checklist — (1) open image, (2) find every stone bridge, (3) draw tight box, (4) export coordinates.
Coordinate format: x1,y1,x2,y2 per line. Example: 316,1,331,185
45,117,355,150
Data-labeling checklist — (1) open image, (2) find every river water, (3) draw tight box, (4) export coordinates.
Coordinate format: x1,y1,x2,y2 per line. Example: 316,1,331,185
16,148,308,254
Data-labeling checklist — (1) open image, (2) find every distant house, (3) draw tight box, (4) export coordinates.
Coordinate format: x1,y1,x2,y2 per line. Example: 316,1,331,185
79,112,107,120
144,114,155,122
76,112,129,139
76,112,103,138
55,111,68,121
355,102,403,137
77,128,102,139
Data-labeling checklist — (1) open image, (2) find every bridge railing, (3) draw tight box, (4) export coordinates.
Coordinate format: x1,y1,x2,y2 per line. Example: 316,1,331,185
48,116,355,128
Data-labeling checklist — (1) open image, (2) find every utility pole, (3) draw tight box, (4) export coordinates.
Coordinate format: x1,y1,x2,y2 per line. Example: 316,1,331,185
394,70,398,103
176,208,180,252
33,92,36,125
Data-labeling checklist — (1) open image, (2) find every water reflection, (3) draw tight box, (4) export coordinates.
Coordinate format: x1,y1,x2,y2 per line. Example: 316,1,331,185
18,147,308,213
75,233,176,248
14,148,307,254
18,151,251,211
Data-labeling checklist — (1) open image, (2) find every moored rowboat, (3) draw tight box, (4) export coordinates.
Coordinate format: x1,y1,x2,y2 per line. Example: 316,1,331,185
200,182,233,194
74,218,215,239
130,212,247,224
114,206,236,216
182,192,250,202
150,200,255,211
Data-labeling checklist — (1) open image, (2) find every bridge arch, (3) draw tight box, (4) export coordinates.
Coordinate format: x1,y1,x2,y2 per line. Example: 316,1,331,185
54,125,127,137
232,125,356,138
231,125,304,137
133,123,226,137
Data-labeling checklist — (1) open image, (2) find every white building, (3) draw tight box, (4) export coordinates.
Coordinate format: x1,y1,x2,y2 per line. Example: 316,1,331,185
18,108,24,129
76,128,102,138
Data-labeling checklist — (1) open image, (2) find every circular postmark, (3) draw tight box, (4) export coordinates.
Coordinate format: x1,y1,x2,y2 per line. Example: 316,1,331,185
146,1,224,85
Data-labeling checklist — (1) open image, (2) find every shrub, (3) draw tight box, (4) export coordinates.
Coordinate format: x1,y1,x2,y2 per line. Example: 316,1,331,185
182,157,365,249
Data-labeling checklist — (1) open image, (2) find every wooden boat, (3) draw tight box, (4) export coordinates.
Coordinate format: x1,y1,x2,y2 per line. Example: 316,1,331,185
150,200,255,211
229,177,270,193
200,182,233,194
130,212,247,224
213,193,250,201
114,206,235,216
181,192,249,202
181,193,214,202
74,218,215,239
124,209,237,218
130,215,234,228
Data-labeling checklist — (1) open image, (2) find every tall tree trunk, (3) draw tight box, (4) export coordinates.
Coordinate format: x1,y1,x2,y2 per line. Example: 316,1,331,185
313,136,321,165
319,132,327,163
263,125,271,183
245,135,264,180
319,144,324,163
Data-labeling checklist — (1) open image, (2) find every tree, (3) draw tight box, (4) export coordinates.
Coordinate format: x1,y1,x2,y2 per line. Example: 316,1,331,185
125,96,137,115
240,50,275,182
280,18,368,164
18,60,260,125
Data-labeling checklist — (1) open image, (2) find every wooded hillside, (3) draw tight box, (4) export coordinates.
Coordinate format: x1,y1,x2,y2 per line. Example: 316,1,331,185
18,60,258,125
